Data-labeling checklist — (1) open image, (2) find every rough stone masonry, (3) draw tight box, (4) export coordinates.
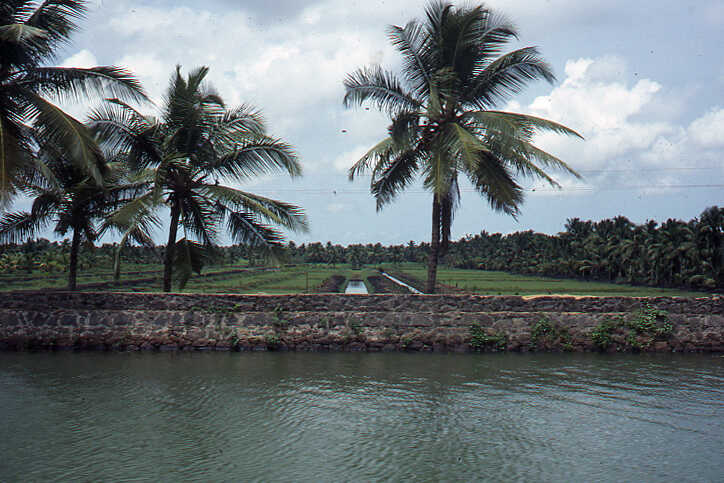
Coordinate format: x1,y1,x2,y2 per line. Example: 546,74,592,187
0,292,722,353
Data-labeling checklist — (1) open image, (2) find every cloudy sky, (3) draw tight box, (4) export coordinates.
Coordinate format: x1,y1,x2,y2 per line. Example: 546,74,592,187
52,0,724,245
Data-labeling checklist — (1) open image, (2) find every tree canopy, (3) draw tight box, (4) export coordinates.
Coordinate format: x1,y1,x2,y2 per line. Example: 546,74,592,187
0,0,146,205
91,66,308,291
344,1,581,292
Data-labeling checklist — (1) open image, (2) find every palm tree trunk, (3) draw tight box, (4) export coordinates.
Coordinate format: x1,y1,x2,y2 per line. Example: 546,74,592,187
163,203,180,292
68,229,81,291
426,196,441,294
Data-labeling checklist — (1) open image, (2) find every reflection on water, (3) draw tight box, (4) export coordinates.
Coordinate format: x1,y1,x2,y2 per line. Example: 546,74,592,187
1,353,722,482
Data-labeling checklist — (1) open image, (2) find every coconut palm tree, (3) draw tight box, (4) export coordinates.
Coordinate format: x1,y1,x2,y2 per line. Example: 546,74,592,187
0,143,148,290
696,206,723,284
0,0,146,206
90,66,308,291
343,1,582,293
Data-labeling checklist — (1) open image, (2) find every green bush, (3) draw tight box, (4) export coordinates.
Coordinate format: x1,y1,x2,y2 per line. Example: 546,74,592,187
469,323,507,350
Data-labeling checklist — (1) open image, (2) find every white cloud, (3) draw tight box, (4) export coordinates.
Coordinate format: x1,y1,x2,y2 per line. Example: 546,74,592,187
61,49,98,68
529,57,662,134
521,56,670,173
509,55,724,196
688,107,724,147
332,144,372,172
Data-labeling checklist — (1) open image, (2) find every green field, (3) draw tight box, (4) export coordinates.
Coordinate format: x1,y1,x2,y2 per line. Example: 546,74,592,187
168,265,377,295
385,263,710,297
0,261,713,297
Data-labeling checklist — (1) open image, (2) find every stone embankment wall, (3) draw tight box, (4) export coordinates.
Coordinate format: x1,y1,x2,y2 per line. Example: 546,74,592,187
0,292,722,352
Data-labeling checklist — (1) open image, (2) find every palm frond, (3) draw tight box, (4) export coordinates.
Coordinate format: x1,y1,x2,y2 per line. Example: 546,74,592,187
0,23,47,43
463,150,523,216
343,65,422,114
389,111,420,147
225,209,287,250
173,237,212,290
30,190,60,218
0,115,32,205
22,66,148,103
388,21,432,99
348,137,395,180
88,99,160,165
220,104,265,135
208,136,301,180
371,150,419,210
102,191,161,236
0,210,51,243
465,110,583,139
179,191,218,246
202,184,308,233
465,47,555,109
514,139,581,180
22,90,105,185
23,0,86,63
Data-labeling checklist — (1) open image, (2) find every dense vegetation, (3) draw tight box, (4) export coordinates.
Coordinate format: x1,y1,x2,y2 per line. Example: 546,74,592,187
289,207,723,291
444,207,723,291
2,205,721,293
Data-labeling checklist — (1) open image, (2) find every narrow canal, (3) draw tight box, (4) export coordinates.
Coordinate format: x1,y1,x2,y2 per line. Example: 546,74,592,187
344,279,368,294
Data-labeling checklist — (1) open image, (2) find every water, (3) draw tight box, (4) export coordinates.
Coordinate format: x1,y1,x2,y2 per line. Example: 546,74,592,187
345,279,368,294
381,271,424,294
1,353,722,482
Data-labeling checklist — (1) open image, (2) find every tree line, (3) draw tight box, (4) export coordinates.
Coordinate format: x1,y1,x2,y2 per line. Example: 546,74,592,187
444,207,723,291
3,205,721,293
289,206,723,292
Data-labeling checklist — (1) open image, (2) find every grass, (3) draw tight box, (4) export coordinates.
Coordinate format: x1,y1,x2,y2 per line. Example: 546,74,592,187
384,263,711,297
0,260,713,297
121,265,377,294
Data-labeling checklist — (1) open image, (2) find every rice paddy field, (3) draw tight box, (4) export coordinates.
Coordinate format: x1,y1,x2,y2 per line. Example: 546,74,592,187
0,262,712,297
386,263,710,297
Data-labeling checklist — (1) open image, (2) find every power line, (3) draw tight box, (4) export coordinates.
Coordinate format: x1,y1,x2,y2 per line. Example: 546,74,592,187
251,183,724,195
244,165,724,179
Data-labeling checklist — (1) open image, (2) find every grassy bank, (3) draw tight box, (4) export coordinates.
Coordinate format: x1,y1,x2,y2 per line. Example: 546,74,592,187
0,261,712,297
383,263,710,297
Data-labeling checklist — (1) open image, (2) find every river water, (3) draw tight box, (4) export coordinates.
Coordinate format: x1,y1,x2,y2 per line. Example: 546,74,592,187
1,352,722,482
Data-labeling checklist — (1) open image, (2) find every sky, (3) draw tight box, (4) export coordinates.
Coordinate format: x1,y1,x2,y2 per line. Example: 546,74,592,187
40,0,724,245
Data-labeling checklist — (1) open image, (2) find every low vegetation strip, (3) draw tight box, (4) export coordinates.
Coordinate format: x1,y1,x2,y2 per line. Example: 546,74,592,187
367,275,411,294
382,269,427,293
1,262,712,297
387,264,710,297
319,275,347,293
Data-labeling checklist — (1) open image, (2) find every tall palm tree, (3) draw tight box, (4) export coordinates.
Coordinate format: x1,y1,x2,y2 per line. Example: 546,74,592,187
343,1,582,293
91,66,308,291
0,0,146,205
0,143,147,290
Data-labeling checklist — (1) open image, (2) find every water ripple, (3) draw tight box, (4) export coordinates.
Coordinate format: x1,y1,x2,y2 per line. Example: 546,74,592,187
1,352,722,482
